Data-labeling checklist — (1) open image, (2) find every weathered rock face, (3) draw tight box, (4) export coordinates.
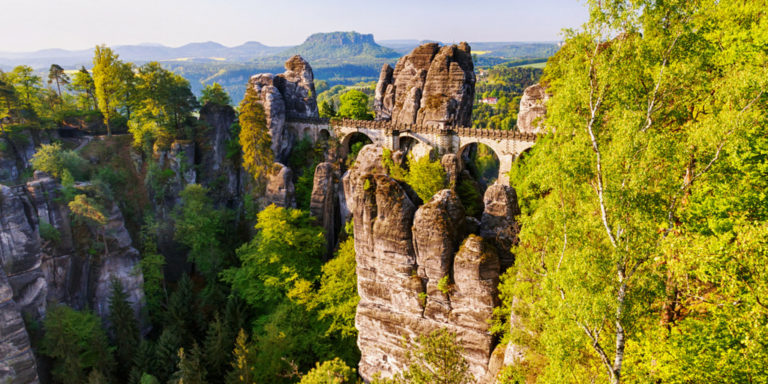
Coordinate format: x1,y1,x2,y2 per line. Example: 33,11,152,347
264,163,295,208
0,129,54,183
198,103,242,207
310,162,340,257
0,173,144,383
0,268,39,384
248,55,319,162
374,43,475,127
480,184,520,271
516,83,549,134
348,145,519,382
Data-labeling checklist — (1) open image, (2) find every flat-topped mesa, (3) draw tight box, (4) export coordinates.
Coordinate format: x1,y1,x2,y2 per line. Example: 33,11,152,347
247,55,319,162
374,42,475,127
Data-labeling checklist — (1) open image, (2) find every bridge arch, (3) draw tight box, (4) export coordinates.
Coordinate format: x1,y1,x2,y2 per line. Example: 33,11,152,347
458,142,501,187
340,131,374,158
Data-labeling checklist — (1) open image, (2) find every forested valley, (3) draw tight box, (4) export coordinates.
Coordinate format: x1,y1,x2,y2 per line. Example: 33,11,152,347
1,0,767,383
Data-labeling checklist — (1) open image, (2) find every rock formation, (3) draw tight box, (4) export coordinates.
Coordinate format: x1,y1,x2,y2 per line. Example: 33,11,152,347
247,55,319,162
0,268,39,384
264,163,296,208
198,102,243,207
347,145,520,382
516,84,550,134
0,129,55,184
374,43,475,127
0,173,144,384
310,162,341,257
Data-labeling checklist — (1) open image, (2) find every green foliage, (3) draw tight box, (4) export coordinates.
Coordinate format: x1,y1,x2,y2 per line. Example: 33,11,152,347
41,305,115,384
39,220,61,244
224,205,325,309
93,45,132,136
138,218,166,325
319,100,336,118
382,148,447,202
456,179,483,218
239,88,273,183
404,154,447,202
299,358,357,384
288,136,326,210
164,274,203,347
376,329,472,384
472,67,542,130
200,82,231,106
203,314,233,381
70,66,98,111
139,374,160,384
497,1,768,383
174,184,228,289
154,329,183,383
437,276,451,295
108,278,140,379
227,329,256,384
337,89,373,120
30,142,88,180
170,345,207,384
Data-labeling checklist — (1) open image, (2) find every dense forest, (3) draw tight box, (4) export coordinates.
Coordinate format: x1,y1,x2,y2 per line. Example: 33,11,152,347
2,0,767,383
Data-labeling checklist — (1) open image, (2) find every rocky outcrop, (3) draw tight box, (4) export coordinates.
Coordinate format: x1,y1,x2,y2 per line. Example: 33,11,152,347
247,55,318,162
0,173,145,383
198,102,242,207
0,267,39,384
310,162,340,257
374,43,475,127
0,129,54,183
348,145,519,382
479,184,520,271
264,163,295,208
516,84,549,134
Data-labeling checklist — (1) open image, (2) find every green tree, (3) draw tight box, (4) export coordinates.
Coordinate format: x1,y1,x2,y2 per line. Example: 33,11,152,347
200,82,231,106
30,142,88,179
174,184,226,284
299,358,357,384
319,100,336,118
238,88,273,182
497,0,768,383
377,329,472,384
8,65,42,110
93,44,128,136
337,89,372,120
48,64,70,99
226,329,256,384
224,205,325,309
203,314,233,382
129,340,158,384
154,328,183,383
41,305,115,384
164,274,203,346
108,278,140,379
405,154,447,202
70,66,98,111
171,345,207,384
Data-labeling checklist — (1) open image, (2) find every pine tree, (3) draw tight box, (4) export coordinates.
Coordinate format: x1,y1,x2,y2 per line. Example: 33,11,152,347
226,330,255,384
108,278,140,378
48,64,70,99
154,328,182,383
171,345,207,384
203,314,233,382
129,340,156,384
164,274,202,346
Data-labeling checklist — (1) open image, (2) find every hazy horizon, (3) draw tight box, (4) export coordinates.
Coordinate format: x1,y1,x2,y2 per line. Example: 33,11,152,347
2,0,588,52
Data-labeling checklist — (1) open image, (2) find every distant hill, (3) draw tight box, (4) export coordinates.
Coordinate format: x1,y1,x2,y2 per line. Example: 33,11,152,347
276,32,399,62
0,41,287,69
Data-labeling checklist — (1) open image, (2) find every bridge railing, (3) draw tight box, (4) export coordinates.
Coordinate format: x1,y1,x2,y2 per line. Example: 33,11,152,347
287,117,538,142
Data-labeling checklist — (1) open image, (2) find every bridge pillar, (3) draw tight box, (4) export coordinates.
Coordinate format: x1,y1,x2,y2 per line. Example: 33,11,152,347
436,122,455,155
497,156,512,185
388,130,400,151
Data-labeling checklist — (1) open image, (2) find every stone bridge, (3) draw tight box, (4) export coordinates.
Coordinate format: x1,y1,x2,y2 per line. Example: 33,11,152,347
285,117,537,185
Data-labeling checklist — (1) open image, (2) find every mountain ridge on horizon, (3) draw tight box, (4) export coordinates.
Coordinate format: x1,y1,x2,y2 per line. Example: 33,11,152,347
0,31,559,70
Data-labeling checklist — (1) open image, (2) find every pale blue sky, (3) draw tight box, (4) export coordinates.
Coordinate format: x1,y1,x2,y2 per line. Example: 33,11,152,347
2,0,589,52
